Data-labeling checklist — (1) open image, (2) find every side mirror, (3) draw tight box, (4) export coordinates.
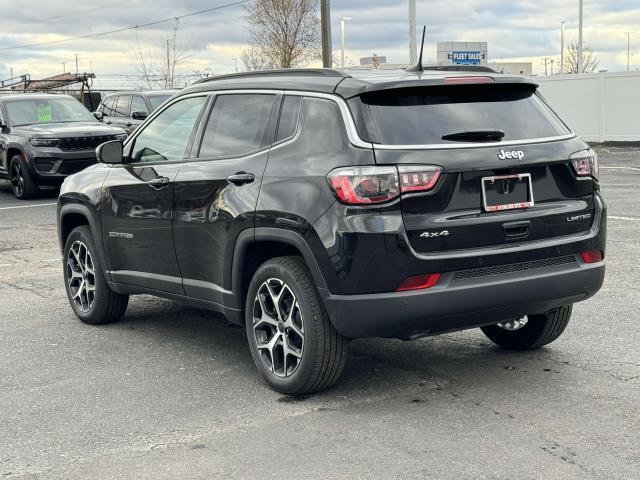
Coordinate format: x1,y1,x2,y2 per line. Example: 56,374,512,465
93,111,105,121
96,140,124,165
131,111,148,121
0,120,7,131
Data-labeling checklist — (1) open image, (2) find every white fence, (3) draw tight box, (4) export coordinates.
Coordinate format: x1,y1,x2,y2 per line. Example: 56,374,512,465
535,72,640,143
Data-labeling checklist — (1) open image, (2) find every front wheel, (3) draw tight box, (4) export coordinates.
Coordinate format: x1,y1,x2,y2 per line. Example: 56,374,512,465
9,155,39,199
245,256,347,395
63,226,129,325
481,305,573,350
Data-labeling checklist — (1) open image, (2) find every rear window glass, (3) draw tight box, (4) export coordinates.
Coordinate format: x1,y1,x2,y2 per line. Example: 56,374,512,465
356,84,570,145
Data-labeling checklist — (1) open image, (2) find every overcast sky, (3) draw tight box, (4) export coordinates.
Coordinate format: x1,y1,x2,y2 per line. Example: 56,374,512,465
0,0,638,81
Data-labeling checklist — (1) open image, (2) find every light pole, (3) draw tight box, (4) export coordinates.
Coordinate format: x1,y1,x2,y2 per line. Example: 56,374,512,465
625,32,634,72
577,0,584,74
340,17,352,69
560,20,570,75
409,0,417,64
320,0,332,68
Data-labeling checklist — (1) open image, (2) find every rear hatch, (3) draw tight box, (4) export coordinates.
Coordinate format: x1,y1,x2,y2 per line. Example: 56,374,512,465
349,81,597,254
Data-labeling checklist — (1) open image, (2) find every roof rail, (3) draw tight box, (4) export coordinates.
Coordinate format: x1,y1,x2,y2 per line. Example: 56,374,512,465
194,68,350,85
422,65,498,73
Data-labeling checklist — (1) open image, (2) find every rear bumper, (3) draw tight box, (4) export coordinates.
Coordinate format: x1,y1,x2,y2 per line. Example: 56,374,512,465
319,257,605,340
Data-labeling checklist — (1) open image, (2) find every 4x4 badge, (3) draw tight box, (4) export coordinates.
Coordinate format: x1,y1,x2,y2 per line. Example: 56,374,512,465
497,149,525,160
420,230,450,239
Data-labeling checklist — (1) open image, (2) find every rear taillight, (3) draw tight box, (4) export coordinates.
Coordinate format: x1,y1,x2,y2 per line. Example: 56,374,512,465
581,250,604,263
327,165,442,205
397,273,441,291
328,166,399,205
398,165,442,193
570,149,599,180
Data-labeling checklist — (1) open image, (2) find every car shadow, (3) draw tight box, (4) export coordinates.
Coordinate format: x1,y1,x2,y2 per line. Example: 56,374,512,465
109,297,564,402
0,179,59,200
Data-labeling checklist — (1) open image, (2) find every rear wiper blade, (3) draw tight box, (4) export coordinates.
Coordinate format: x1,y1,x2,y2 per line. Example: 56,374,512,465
441,129,505,142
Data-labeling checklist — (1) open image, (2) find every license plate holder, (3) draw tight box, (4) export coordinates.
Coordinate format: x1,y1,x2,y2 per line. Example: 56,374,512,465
481,173,534,212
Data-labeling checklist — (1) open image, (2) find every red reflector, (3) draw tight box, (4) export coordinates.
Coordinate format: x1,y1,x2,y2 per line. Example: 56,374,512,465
581,250,603,264
444,76,495,85
397,273,441,292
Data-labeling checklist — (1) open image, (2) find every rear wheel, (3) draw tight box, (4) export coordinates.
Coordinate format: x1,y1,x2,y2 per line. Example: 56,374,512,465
63,226,129,325
245,256,347,395
9,155,39,199
481,305,573,350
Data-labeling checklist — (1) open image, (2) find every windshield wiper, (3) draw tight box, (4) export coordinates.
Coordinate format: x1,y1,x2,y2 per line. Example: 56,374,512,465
441,129,505,142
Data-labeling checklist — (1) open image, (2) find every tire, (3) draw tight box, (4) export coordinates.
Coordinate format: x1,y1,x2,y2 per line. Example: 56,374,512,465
481,305,573,350
9,155,39,199
245,256,347,395
63,226,129,325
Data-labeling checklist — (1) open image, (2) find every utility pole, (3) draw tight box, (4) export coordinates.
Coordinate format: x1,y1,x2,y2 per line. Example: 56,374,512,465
340,17,352,69
232,57,238,72
61,62,66,73
577,0,584,74
320,0,333,68
550,58,554,75
560,21,569,74
75,54,80,74
409,0,417,64
9,67,13,79
625,32,634,72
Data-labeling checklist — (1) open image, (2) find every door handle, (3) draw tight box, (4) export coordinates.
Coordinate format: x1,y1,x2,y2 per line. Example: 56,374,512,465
147,176,170,189
227,172,255,186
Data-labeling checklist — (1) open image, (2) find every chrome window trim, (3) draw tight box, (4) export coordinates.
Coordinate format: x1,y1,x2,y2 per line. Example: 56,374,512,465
128,88,576,153
371,133,577,151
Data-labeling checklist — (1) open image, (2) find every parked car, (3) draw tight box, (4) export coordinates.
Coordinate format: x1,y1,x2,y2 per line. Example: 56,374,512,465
57,69,606,395
94,90,177,135
0,93,126,199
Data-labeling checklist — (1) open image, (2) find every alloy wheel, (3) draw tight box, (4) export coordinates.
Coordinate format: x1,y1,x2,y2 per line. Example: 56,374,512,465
498,316,529,331
9,161,24,198
252,278,304,377
66,240,96,313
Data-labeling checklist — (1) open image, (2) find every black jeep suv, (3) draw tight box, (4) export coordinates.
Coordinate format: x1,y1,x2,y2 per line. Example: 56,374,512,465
0,94,127,199
57,69,605,394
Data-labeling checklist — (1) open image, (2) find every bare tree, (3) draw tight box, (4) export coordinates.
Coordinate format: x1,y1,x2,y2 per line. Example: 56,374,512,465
564,40,600,74
245,0,320,69
241,46,278,71
131,25,189,89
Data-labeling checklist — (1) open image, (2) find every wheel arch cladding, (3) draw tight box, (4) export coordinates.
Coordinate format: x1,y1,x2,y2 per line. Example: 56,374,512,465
58,202,110,280
231,228,328,311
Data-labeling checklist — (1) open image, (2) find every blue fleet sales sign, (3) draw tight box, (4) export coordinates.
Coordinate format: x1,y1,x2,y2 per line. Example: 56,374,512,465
450,51,482,64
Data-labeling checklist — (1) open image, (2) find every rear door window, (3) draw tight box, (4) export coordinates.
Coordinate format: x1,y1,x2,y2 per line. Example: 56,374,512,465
198,94,278,158
355,84,570,145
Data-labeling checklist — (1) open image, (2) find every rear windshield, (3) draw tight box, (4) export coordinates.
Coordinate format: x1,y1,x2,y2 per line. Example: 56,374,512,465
354,84,570,145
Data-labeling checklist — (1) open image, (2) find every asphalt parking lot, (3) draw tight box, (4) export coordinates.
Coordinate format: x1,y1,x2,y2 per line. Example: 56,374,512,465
1,146,639,479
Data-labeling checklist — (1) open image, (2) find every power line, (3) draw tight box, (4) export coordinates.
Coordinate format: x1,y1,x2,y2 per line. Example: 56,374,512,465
2,0,130,32
0,0,249,51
